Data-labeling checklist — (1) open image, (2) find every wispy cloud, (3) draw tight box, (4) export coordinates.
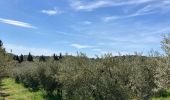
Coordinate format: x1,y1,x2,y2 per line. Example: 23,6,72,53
70,0,154,11
71,0,111,11
103,5,158,22
103,12,152,22
103,0,170,22
0,18,36,29
70,43,94,49
163,0,170,4
41,8,62,16
103,16,120,22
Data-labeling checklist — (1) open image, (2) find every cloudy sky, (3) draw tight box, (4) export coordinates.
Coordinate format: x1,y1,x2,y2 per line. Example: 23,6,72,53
0,0,170,57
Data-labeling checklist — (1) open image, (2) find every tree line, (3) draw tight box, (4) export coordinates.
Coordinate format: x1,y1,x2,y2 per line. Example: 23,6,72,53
13,52,63,63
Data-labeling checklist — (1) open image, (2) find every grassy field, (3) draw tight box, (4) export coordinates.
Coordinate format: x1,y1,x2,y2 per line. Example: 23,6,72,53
0,78,44,100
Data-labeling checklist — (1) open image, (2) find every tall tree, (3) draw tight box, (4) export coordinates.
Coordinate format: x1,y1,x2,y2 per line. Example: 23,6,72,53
0,40,3,48
27,52,33,61
59,53,62,59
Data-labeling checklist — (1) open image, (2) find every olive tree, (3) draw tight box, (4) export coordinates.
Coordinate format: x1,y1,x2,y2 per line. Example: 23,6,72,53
161,34,170,56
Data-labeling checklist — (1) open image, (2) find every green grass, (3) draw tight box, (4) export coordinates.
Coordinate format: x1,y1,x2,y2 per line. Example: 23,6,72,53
0,78,44,100
151,89,170,100
151,97,170,100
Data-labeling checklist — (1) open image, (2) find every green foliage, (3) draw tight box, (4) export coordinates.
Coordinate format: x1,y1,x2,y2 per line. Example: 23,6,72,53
11,62,63,99
0,40,11,79
0,78,44,100
10,53,169,100
151,89,170,100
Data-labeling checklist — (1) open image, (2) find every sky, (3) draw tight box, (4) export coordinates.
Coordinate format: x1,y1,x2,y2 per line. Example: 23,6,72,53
0,0,170,57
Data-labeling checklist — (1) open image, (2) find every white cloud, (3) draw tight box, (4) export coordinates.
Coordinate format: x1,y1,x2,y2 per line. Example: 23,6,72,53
41,8,62,16
71,0,111,11
70,43,94,49
0,18,36,29
103,13,151,22
103,5,157,22
102,0,170,22
70,0,154,11
5,44,57,56
135,2,170,14
103,16,119,22
163,0,170,4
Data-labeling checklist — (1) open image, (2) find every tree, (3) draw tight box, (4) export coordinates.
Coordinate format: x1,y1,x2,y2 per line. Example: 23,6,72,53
53,53,59,61
161,34,170,56
13,55,20,62
0,40,3,48
19,54,24,63
59,53,62,59
27,52,33,61
160,34,170,88
39,55,46,62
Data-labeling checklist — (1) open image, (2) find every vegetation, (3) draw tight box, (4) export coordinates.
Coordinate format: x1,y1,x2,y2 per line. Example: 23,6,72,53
0,34,170,100
27,52,34,62
0,78,44,100
151,89,170,100
0,40,11,80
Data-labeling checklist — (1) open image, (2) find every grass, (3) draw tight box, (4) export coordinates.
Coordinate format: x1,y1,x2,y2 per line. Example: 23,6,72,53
152,97,170,100
151,89,170,100
0,78,44,100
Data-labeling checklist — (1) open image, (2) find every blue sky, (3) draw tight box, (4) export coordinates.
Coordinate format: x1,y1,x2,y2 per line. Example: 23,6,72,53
0,0,170,57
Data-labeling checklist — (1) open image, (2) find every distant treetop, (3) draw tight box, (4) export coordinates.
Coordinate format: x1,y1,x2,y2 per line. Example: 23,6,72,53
0,40,3,48
27,52,33,61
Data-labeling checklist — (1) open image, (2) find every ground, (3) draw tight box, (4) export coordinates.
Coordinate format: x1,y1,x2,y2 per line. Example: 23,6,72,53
0,78,44,100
